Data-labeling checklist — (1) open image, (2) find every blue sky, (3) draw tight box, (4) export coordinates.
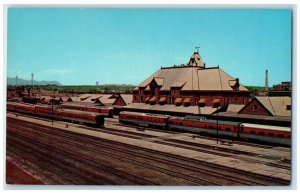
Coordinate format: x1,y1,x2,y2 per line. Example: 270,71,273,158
7,8,292,86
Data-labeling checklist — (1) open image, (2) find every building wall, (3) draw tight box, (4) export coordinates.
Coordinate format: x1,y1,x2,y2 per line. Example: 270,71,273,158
239,99,271,116
272,82,291,91
133,88,250,108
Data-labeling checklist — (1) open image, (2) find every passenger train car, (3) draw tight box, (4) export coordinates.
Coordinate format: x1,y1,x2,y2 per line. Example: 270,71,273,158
119,111,291,146
119,111,169,129
239,123,290,146
7,102,105,127
61,103,114,118
169,115,240,138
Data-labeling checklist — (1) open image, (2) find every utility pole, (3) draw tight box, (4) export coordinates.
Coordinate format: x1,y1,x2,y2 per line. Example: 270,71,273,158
216,106,219,144
31,73,34,94
15,76,18,97
31,73,35,105
52,91,54,125
52,98,54,125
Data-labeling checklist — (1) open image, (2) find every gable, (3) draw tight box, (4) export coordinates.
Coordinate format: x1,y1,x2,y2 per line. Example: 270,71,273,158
238,98,273,116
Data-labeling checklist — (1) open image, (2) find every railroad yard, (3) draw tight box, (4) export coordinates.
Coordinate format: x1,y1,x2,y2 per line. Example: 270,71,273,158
6,112,291,186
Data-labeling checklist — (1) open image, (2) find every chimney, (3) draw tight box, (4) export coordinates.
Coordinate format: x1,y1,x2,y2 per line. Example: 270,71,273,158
265,70,269,92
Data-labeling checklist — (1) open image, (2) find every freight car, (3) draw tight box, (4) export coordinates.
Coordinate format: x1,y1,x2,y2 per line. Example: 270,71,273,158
119,111,291,146
61,103,114,118
7,102,104,127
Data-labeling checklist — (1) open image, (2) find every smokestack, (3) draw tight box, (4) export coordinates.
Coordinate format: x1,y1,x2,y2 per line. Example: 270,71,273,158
265,70,269,92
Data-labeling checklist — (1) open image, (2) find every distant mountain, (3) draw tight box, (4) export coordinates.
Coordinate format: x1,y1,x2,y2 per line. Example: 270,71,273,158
7,77,62,86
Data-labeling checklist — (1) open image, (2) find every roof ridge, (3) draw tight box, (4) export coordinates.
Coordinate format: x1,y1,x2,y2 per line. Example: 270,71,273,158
267,96,277,116
218,67,223,90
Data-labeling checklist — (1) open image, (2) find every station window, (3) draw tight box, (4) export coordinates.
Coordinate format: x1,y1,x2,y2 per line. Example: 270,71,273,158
253,105,257,111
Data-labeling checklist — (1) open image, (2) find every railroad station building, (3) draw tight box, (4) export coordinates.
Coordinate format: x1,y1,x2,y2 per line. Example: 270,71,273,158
132,51,251,110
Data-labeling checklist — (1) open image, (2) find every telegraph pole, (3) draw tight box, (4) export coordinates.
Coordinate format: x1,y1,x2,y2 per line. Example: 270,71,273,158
52,97,54,125
31,73,34,93
15,76,18,97
216,106,219,144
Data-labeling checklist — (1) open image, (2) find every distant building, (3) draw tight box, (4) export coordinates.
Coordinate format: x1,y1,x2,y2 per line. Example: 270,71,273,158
272,81,291,91
268,81,291,97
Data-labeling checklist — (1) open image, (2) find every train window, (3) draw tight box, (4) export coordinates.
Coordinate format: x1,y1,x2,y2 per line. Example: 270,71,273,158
268,133,275,137
259,132,265,136
204,125,207,129
250,131,256,135
287,135,291,139
217,127,221,130
225,128,231,132
278,134,285,138
208,126,214,129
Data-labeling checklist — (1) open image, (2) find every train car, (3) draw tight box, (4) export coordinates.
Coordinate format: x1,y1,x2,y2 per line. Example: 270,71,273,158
61,103,114,118
169,115,241,138
239,123,291,146
84,106,114,118
7,102,16,111
57,109,105,127
35,105,57,118
7,102,36,115
119,111,169,129
7,102,104,127
61,103,85,111
117,111,291,146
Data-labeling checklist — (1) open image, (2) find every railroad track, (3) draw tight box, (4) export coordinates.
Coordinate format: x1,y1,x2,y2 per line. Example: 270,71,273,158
7,114,291,171
7,117,290,185
7,121,211,185
7,111,288,149
90,120,291,170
